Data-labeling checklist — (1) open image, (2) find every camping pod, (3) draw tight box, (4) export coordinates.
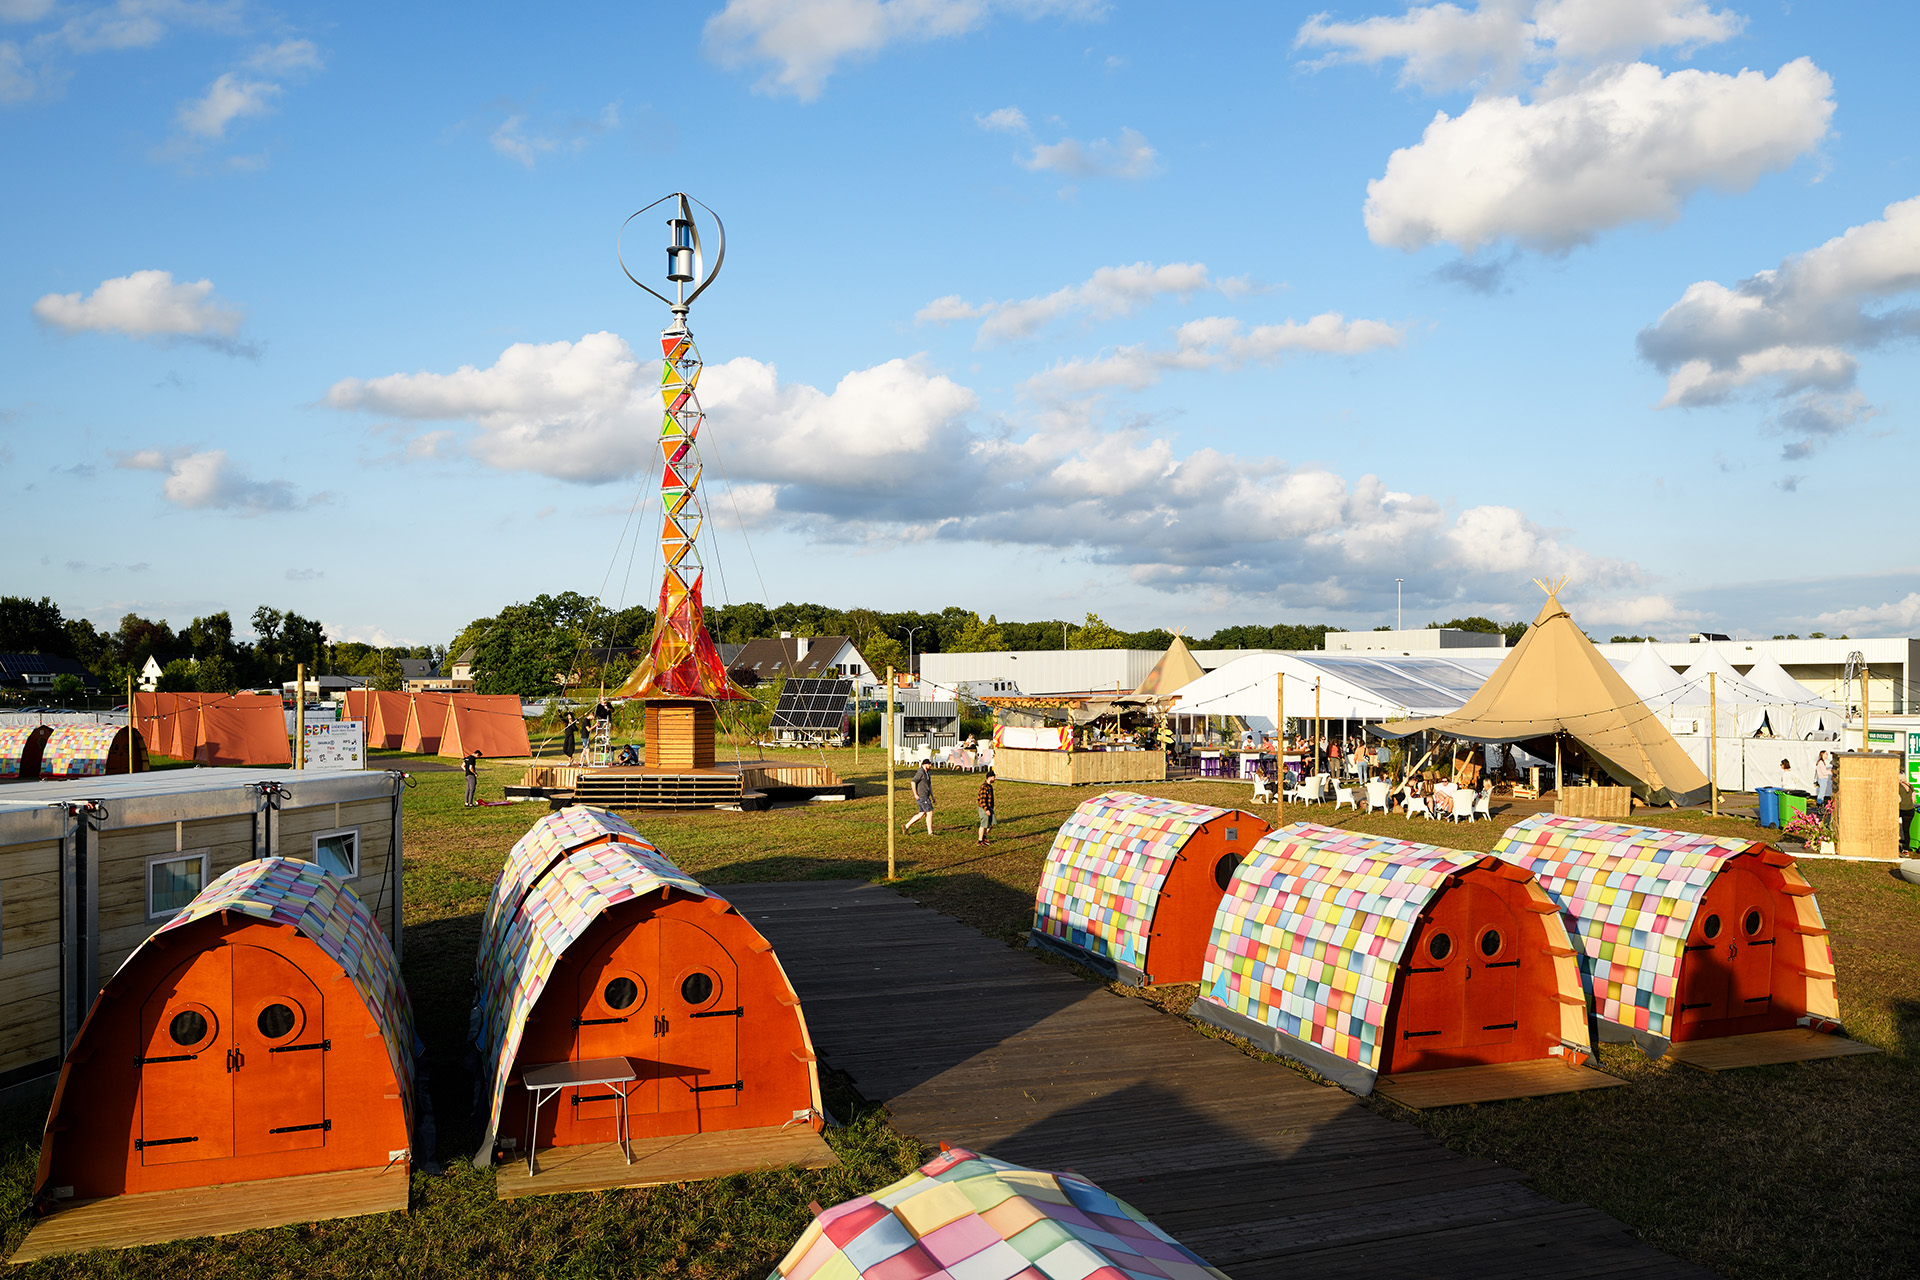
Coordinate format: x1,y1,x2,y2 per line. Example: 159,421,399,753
470,806,824,1170
30,858,415,1216
1,725,51,781
770,1146,1231,1280
1031,790,1273,985
1193,823,1593,1095
436,697,531,760
1492,814,1840,1055
40,724,146,778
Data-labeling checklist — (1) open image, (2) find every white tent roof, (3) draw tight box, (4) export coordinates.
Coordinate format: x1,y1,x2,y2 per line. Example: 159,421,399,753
1172,652,1506,724
1742,657,1837,708
1614,644,1688,699
1669,646,1778,705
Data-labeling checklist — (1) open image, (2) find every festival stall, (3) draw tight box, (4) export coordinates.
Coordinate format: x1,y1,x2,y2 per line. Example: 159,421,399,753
1031,790,1271,985
769,1146,1231,1280
16,859,415,1260
1491,814,1870,1066
469,807,826,1193
1192,824,1603,1102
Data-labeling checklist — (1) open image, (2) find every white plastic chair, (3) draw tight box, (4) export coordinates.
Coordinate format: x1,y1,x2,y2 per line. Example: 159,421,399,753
1450,786,1477,822
1335,783,1358,811
1300,775,1325,804
1473,789,1492,821
1404,795,1430,819
1365,780,1390,813
1251,772,1275,803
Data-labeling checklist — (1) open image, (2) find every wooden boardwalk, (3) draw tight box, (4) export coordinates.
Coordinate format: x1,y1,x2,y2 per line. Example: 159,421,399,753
726,879,1712,1280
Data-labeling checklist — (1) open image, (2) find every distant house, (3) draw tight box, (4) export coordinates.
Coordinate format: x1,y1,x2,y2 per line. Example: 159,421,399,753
562,647,642,687
399,657,451,694
0,652,100,696
727,635,875,692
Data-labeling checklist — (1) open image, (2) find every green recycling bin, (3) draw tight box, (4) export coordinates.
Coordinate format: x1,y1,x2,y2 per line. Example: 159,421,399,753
1777,792,1812,827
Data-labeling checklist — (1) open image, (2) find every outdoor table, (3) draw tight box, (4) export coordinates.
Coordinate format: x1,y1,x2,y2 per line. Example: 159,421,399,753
520,1055,640,1176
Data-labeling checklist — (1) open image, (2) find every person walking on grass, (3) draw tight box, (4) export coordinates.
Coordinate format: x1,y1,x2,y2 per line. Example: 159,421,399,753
904,759,936,835
463,749,482,806
976,768,996,844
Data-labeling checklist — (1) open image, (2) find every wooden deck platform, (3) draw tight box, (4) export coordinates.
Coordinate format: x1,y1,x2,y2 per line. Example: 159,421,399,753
496,1126,837,1201
1663,1028,1881,1073
1374,1059,1627,1110
9,1165,408,1264
725,880,1712,1280
572,761,847,811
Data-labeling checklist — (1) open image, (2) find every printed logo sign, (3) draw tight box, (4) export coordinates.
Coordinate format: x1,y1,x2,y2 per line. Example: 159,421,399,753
303,721,364,771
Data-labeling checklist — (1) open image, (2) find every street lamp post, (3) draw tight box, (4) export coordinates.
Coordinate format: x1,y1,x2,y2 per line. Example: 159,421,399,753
1396,579,1403,632
900,626,923,683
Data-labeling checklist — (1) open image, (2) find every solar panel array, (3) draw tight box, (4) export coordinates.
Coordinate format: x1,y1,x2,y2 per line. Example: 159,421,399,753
770,678,853,732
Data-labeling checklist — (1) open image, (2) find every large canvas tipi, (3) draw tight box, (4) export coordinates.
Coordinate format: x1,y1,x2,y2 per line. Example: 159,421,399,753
1379,585,1709,806
1134,633,1205,697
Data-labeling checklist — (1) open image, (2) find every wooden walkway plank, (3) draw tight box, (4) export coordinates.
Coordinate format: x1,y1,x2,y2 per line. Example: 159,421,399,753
1374,1060,1627,1109
725,881,1714,1280
495,1126,836,1201
1661,1028,1881,1072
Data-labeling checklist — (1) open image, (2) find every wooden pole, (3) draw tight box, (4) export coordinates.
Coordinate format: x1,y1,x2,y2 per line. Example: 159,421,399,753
126,671,135,773
295,662,306,770
853,676,859,768
1860,664,1871,751
1709,672,1718,817
1314,679,1322,781
1554,734,1562,803
886,668,896,881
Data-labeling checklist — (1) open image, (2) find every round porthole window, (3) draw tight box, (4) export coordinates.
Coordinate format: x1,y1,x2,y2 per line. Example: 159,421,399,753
1744,909,1763,937
1702,913,1722,940
169,1010,209,1047
256,1003,297,1040
1479,929,1503,958
1428,933,1453,961
603,976,640,1010
680,971,716,1006
1213,853,1242,891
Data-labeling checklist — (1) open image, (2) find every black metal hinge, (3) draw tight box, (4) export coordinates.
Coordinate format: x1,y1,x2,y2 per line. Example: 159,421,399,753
572,1016,629,1028
268,1040,331,1054
1684,944,1714,952
134,1136,198,1150
689,1007,744,1019
1406,966,1444,974
137,1053,197,1066
1744,995,1773,1003
269,1119,332,1135
1482,1021,1520,1030
571,1093,622,1105
1679,1002,1712,1011
1402,1029,1441,1039
1484,960,1520,969
687,1080,744,1093
1749,938,1776,947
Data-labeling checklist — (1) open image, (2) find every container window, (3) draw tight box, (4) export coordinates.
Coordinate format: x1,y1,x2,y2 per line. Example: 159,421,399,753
313,827,359,879
256,1003,298,1040
147,852,209,919
170,1010,208,1047
1478,928,1503,958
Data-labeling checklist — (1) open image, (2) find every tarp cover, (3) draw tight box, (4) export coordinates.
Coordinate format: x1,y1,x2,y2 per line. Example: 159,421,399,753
1374,594,1710,807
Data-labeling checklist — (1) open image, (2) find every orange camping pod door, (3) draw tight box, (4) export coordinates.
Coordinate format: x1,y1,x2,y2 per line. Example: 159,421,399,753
1380,871,1549,1075
1673,856,1790,1041
1143,816,1268,986
656,917,741,1125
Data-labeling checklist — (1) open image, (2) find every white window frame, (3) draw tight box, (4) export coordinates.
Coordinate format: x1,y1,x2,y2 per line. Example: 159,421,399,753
312,826,361,880
146,850,211,921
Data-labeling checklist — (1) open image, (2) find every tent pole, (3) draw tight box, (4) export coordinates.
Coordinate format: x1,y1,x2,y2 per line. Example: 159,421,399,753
885,668,896,881
1314,679,1322,779
1860,664,1870,752
1709,672,1718,817
1554,734,1562,803
295,663,306,771
1276,671,1284,827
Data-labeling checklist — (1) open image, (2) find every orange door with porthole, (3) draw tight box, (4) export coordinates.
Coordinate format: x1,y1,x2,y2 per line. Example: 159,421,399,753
1383,879,1524,1073
1676,859,1781,1039
657,918,740,1123
232,945,327,1156
1461,884,1520,1049
137,949,234,1166
567,918,658,1139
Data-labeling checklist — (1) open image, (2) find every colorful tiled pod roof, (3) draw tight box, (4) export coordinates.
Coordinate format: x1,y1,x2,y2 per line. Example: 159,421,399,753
40,723,122,777
1196,822,1528,1091
768,1146,1231,1280
1032,790,1237,981
1490,813,1828,1047
468,805,711,1155
133,856,416,1129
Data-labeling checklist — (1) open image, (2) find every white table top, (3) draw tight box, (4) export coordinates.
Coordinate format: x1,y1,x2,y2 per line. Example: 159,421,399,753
522,1056,639,1090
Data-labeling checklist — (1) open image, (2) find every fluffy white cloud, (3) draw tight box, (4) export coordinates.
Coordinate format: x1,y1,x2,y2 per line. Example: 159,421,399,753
313,327,1636,618
244,37,320,74
704,0,1100,101
925,261,1220,345
1639,194,1920,455
115,447,299,513
1020,126,1157,180
1297,0,1744,93
176,71,278,138
1,1,252,104
1365,59,1833,253
1812,592,1920,633
32,269,248,348
1025,311,1404,395
975,105,1027,132
490,102,622,167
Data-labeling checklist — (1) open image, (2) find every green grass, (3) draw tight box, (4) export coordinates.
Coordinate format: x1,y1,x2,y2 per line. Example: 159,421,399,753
2,751,1914,1276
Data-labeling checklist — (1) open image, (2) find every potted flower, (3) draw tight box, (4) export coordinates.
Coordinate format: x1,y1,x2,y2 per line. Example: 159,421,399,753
1782,809,1831,853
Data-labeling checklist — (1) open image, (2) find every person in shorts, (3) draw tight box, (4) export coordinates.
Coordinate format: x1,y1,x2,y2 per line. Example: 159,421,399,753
904,760,936,835
976,768,996,844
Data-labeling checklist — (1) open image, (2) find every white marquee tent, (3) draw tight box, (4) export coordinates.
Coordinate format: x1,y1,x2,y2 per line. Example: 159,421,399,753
1171,651,1507,728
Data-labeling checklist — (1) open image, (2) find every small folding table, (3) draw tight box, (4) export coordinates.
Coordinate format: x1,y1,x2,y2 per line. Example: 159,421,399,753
520,1056,640,1176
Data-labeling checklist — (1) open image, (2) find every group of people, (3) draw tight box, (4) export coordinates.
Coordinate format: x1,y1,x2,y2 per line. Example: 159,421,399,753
902,758,998,843
558,697,616,765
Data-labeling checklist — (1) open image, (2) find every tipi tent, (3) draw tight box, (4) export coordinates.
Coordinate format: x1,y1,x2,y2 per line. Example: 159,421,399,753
1614,645,1687,701
1134,634,1205,697
1376,587,1710,807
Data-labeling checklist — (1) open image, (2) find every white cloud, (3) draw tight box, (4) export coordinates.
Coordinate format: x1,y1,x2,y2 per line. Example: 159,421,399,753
490,102,621,168
115,447,299,513
0,1,57,21
703,0,1101,102
1025,311,1404,396
975,105,1027,132
32,269,249,349
176,70,278,138
1812,592,1920,633
927,260,1221,345
1020,125,1156,179
1,1,251,105
1297,0,1745,93
244,37,320,74
1640,194,1920,455
1365,59,1833,253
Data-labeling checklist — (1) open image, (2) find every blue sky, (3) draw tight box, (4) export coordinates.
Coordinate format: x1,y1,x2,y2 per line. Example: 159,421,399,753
5,0,1919,648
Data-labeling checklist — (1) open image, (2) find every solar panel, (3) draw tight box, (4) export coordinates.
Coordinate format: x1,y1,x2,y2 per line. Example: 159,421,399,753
770,677,853,732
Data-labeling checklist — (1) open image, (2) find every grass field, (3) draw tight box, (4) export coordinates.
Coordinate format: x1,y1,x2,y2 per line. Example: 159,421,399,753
2,748,1914,1277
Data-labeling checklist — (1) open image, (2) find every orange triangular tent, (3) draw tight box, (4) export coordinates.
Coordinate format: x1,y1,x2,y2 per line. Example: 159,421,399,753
365,691,410,749
437,698,532,760
343,689,371,724
1133,634,1205,697
1377,588,1710,806
400,694,451,754
194,702,292,767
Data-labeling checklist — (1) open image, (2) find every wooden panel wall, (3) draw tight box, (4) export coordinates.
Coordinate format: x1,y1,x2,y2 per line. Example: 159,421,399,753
94,814,257,983
274,796,398,942
0,838,63,1078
